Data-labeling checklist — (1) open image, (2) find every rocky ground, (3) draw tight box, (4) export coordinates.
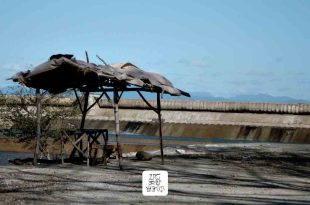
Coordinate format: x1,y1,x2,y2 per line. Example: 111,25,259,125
0,143,309,205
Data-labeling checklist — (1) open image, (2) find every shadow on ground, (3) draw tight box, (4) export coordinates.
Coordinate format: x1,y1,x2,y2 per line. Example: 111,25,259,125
0,145,309,204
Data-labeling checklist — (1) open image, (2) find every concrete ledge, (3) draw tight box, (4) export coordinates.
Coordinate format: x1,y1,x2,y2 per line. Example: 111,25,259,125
99,99,310,114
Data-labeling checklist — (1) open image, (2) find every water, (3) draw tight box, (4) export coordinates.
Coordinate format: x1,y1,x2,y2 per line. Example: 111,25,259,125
0,151,33,165
111,133,256,144
0,134,259,166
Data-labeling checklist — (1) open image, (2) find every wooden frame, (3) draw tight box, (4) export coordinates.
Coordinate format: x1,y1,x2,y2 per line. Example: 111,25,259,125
34,51,166,169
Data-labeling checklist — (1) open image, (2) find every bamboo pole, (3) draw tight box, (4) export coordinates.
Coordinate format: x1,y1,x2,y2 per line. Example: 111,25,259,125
157,92,164,165
114,89,123,170
33,88,41,165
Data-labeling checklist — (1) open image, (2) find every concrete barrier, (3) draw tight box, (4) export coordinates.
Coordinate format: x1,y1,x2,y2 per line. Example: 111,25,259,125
99,99,310,114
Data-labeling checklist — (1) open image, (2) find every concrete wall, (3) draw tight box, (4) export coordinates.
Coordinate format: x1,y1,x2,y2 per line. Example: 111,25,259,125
2,96,310,143
99,99,310,114
84,99,310,143
84,120,310,144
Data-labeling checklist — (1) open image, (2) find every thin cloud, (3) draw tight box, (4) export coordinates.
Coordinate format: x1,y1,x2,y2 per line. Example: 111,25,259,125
2,63,22,71
244,70,274,77
177,56,209,68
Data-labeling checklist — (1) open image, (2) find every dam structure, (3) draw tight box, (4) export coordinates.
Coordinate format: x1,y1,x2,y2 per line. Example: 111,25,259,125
85,98,310,144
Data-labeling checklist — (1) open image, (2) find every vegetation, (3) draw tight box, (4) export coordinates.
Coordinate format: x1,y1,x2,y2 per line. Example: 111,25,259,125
0,86,79,155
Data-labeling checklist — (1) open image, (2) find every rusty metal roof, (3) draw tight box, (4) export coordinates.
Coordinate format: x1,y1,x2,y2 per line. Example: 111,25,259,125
9,54,190,97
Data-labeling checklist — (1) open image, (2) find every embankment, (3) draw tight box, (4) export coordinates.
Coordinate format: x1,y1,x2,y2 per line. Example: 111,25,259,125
84,99,310,143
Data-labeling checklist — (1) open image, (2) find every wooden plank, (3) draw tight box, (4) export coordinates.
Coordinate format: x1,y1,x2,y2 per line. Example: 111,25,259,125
71,141,87,158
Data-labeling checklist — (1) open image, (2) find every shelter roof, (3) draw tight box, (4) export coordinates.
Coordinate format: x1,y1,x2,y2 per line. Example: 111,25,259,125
9,54,190,97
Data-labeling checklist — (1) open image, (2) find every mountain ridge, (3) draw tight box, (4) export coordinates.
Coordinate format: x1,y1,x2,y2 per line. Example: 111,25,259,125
1,86,309,104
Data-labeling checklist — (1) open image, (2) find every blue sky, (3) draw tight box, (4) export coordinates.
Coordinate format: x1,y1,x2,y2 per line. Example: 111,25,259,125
0,0,309,100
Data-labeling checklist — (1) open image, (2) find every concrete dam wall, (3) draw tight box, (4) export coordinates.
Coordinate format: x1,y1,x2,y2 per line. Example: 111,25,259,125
84,99,310,144
99,99,310,114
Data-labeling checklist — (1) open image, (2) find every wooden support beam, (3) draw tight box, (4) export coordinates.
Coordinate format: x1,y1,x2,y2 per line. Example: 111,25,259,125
103,91,112,102
91,87,152,93
157,92,164,165
85,50,89,63
96,54,109,66
86,92,105,112
61,134,64,165
69,131,87,159
114,89,123,170
81,50,90,130
82,134,100,153
77,51,90,160
73,89,83,112
87,135,90,167
137,91,158,113
80,93,90,130
137,91,164,165
74,134,86,146
33,88,41,166
64,132,87,158
70,90,90,159
103,131,108,166
71,142,87,158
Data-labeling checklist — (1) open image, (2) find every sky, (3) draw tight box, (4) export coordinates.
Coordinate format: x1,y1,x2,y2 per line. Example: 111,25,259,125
0,0,309,100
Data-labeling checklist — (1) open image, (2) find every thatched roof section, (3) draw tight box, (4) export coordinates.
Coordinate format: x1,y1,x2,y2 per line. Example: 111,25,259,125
9,54,190,97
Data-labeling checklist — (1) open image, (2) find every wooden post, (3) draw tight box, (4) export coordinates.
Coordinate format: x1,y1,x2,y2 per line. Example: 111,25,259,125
81,50,90,131
157,92,164,165
103,132,108,166
80,92,89,131
70,51,90,160
33,88,41,165
61,133,64,165
78,51,90,160
114,89,123,170
76,92,89,160
87,135,90,167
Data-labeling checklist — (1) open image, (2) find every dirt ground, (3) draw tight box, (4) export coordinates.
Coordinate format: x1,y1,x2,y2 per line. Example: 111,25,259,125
0,143,309,205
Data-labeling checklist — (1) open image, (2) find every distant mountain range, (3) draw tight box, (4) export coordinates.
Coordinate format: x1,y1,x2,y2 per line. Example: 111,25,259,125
1,86,309,104
110,91,310,103
123,91,310,103
187,92,310,104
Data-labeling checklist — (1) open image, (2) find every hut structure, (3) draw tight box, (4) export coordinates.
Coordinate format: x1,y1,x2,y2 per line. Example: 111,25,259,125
9,52,190,169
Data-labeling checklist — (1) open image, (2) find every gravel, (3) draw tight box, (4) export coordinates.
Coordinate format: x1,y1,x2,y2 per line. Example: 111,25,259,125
0,143,309,204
